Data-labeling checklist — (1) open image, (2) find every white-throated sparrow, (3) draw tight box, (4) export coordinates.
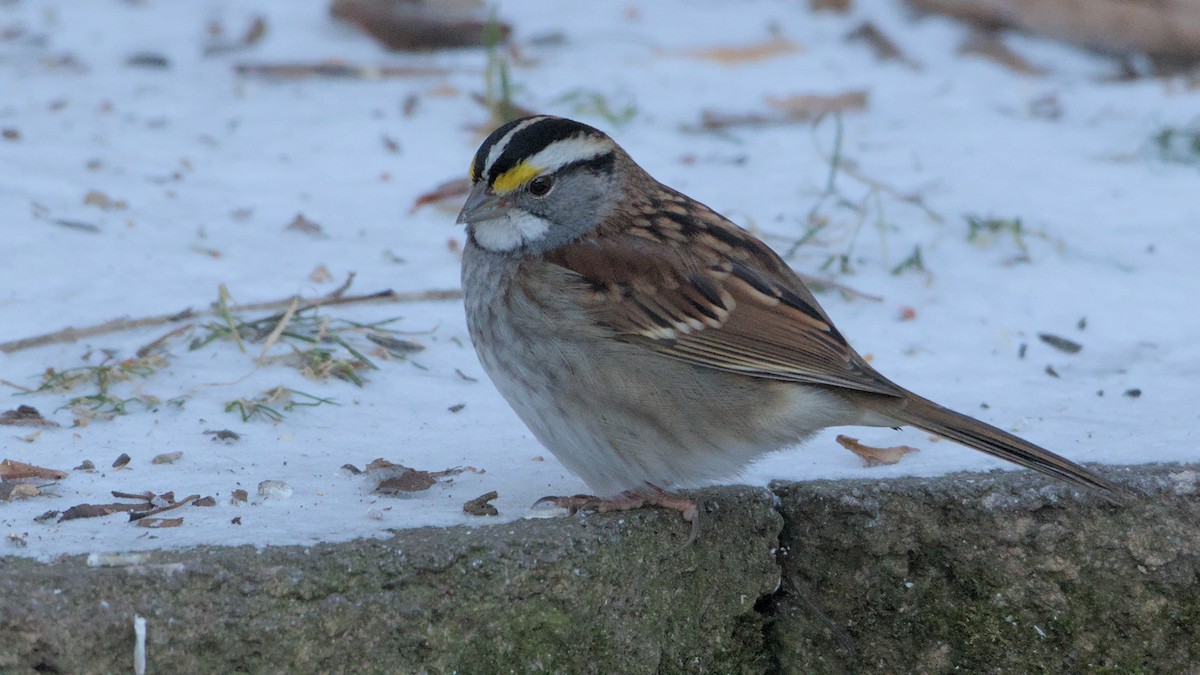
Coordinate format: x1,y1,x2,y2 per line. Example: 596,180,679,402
458,115,1127,541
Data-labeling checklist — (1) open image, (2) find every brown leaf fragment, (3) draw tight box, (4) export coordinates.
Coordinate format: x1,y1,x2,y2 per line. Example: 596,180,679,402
35,510,60,522
836,434,920,467
1,482,41,500
845,21,919,68
678,36,803,64
341,463,363,475
204,429,241,443
231,489,249,504
74,459,96,471
136,517,183,528
151,451,183,465
193,496,217,507
1124,388,1142,398
231,516,242,525
375,470,437,495
958,31,1046,75
330,0,511,50
83,189,128,211
205,15,268,55
448,403,465,413
112,453,131,468
0,405,60,427
765,90,869,119
0,459,68,480
409,176,470,214
111,490,154,501
285,213,326,237
130,494,199,520
60,502,146,521
1038,333,1082,354
811,0,852,11
366,333,425,357
463,490,499,516
2,128,19,141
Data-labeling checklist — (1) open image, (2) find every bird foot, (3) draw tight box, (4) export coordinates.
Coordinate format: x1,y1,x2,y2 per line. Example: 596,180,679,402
534,487,701,545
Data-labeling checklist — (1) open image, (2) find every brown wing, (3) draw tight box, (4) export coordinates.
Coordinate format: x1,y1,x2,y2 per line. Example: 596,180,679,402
542,199,905,398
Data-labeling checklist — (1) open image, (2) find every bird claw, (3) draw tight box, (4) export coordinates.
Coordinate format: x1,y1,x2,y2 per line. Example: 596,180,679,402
532,487,701,545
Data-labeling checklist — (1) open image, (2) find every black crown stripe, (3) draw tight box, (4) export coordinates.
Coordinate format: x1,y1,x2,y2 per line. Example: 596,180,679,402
486,117,606,185
471,117,530,183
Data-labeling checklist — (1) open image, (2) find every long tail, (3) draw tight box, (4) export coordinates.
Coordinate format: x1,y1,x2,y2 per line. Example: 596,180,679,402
881,393,1131,502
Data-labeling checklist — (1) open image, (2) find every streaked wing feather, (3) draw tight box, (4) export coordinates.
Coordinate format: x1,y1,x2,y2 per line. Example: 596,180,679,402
543,211,904,398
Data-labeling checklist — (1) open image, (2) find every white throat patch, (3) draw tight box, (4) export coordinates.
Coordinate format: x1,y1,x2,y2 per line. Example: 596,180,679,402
470,211,552,252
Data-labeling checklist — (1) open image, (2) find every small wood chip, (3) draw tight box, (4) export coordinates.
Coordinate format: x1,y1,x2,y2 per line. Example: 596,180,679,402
112,453,131,468
1124,388,1142,398
341,463,362,475
366,334,425,357
204,429,241,443
0,405,60,427
193,496,216,507
0,459,68,480
375,470,436,495
151,451,183,465
35,510,60,522
231,516,242,525
1045,365,1060,378
836,435,919,467
1038,333,1082,354
448,403,465,413
2,483,41,500
463,490,499,517
137,517,184,528
60,502,145,521
284,213,326,237
74,459,96,471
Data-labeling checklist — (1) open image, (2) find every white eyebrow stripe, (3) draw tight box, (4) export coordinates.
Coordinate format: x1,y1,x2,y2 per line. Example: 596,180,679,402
525,135,616,174
484,116,549,180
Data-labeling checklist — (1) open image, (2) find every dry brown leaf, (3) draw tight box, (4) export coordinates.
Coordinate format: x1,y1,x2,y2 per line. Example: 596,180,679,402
410,176,470,214
836,434,920,467
463,490,499,516
765,91,869,118
958,31,1046,75
285,213,326,237
0,459,67,480
1,483,41,500
137,517,184,528
331,0,511,51
375,470,436,494
0,405,60,427
59,502,146,521
680,36,803,64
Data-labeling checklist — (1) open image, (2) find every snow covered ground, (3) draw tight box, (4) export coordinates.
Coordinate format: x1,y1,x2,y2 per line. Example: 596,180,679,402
1,0,1197,560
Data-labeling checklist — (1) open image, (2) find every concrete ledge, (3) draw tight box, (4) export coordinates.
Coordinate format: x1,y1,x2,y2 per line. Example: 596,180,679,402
2,466,1196,673
767,464,1200,672
0,486,782,674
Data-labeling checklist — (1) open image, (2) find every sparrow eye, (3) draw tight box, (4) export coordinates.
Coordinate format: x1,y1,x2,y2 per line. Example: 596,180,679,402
528,175,554,197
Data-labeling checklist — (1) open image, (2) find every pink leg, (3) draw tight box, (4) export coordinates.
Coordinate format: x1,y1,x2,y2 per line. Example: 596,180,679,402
534,485,701,545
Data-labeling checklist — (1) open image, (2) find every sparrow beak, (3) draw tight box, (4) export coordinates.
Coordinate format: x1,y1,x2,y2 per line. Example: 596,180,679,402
456,182,509,225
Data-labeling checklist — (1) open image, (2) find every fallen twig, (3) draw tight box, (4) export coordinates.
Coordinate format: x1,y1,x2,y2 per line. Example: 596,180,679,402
0,277,462,354
234,62,455,78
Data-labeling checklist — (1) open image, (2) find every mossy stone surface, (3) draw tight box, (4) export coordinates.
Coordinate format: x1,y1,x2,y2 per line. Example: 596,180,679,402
766,465,1200,673
0,486,782,674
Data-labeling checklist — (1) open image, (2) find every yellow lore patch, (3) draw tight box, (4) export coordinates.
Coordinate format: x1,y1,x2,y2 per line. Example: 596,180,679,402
491,162,540,194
